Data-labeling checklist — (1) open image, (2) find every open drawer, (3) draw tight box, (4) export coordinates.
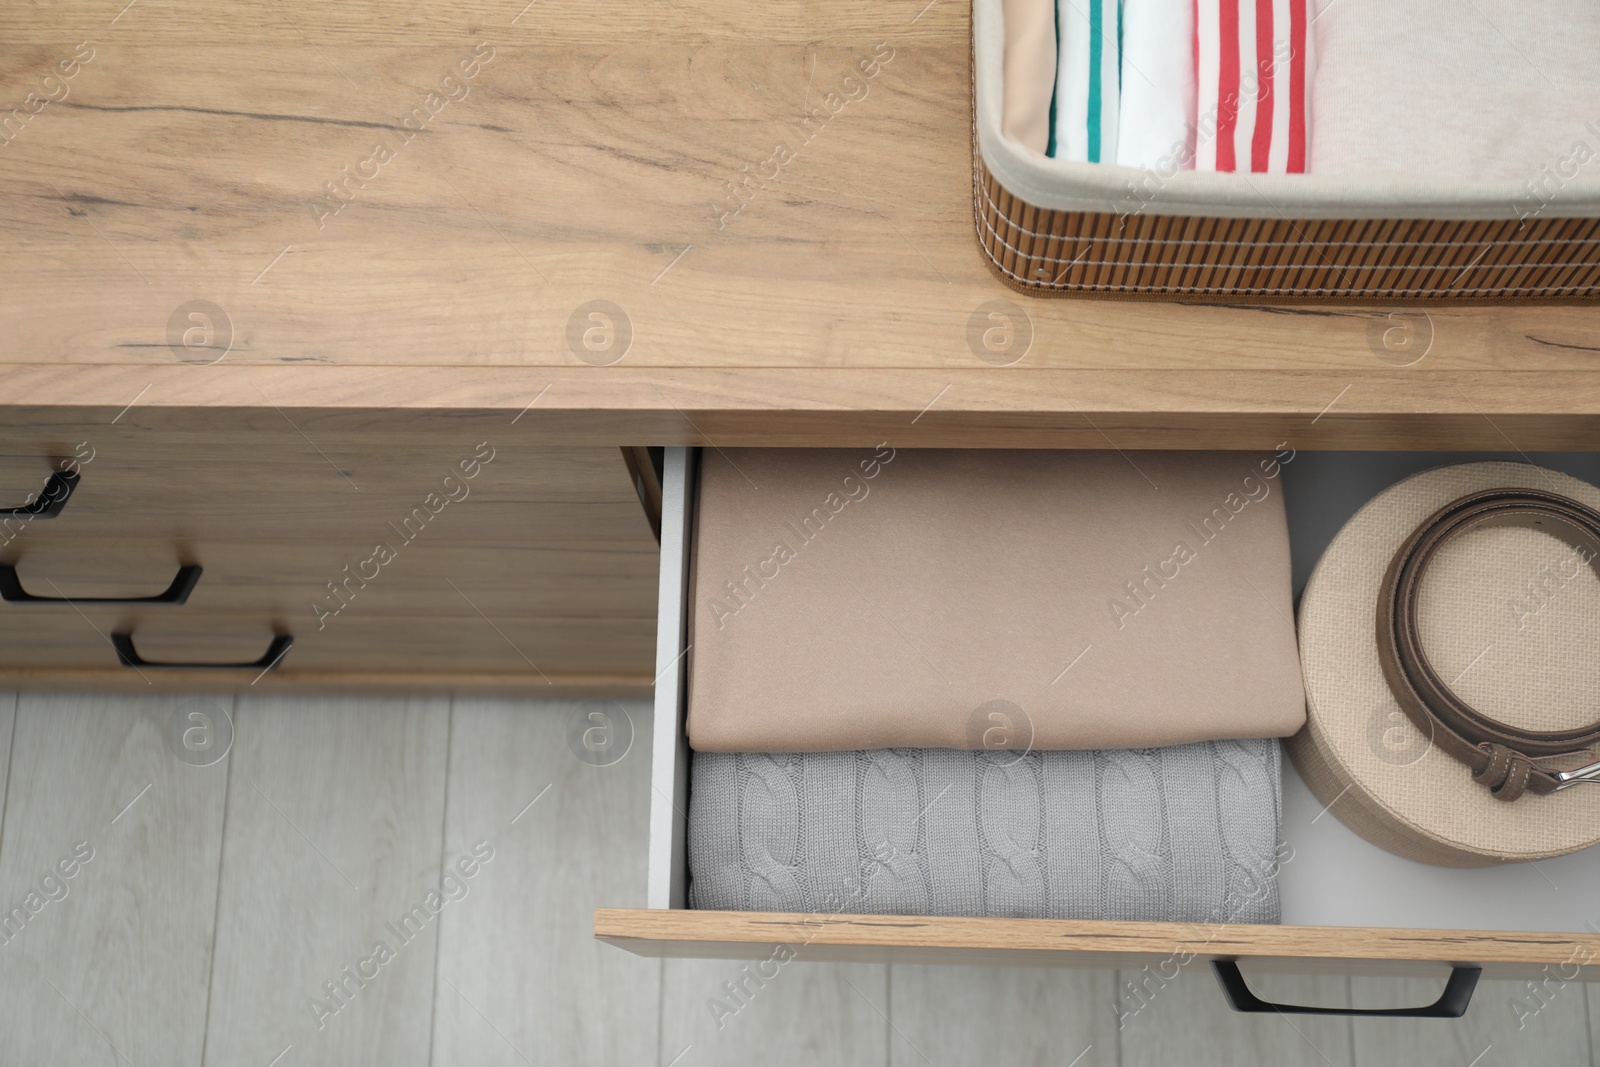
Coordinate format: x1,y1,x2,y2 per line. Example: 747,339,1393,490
596,448,1600,1010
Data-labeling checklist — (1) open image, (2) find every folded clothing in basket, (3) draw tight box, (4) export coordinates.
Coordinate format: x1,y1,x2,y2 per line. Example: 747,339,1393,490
1116,0,1196,170
1001,0,1057,155
1310,0,1600,181
1193,0,1313,173
1050,0,1121,163
687,448,1305,753
1009,0,1312,172
688,741,1284,923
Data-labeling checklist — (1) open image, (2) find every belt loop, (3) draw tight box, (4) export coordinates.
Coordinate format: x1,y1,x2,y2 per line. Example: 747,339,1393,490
1472,744,1532,802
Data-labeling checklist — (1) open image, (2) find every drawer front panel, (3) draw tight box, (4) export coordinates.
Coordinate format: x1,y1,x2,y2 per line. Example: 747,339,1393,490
0,539,658,620
0,611,654,678
0,437,653,544
0,426,659,687
593,910,1600,983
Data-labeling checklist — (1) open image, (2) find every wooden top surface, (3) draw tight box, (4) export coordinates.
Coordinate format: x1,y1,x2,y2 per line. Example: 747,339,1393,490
3,1,1599,446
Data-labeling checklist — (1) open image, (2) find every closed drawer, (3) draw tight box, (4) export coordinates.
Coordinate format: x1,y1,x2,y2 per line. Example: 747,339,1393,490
0,436,651,545
595,448,1600,996
0,426,659,689
0,538,658,620
0,610,654,681
0,539,657,687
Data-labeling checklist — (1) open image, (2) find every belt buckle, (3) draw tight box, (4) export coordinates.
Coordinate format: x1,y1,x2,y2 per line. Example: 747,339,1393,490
1552,759,1600,789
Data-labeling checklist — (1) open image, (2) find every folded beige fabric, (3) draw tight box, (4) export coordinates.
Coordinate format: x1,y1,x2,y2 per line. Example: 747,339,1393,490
687,449,1306,752
1001,0,1057,156
1311,0,1600,183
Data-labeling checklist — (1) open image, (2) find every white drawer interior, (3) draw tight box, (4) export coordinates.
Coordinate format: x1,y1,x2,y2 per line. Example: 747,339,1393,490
648,447,1600,933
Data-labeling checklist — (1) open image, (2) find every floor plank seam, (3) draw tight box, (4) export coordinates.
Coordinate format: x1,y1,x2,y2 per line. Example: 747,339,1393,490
1344,976,1356,1067
425,697,457,1067
1112,969,1124,1067
1584,987,1597,1064
657,956,667,1067
197,694,240,1067
0,693,16,861
885,965,892,1067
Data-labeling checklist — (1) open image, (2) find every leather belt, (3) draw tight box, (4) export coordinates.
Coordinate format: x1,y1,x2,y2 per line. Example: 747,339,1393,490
1377,487,1600,802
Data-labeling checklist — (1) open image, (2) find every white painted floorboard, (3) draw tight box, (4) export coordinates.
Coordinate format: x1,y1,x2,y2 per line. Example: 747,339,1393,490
661,958,889,1067
1117,969,1354,1067
0,691,13,829
888,965,1117,1067
1587,985,1599,1061
431,697,659,1067
0,693,229,1067
1351,976,1593,1067
0,691,1595,1066
202,694,450,1067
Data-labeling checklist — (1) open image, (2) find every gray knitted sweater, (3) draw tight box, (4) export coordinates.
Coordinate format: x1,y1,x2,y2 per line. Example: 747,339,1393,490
688,741,1282,924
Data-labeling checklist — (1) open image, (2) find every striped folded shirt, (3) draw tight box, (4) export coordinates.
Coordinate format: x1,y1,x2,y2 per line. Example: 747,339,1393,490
1050,0,1121,163
1194,0,1313,173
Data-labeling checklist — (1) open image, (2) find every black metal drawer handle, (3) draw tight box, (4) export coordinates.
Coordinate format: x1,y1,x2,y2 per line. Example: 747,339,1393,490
111,631,293,672
1213,961,1481,1018
1,471,79,520
0,564,202,605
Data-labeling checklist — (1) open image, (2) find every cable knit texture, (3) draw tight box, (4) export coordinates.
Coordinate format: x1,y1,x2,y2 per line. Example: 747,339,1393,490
688,741,1283,923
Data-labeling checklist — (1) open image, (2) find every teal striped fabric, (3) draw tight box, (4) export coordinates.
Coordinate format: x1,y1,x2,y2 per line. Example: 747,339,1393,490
1050,0,1121,163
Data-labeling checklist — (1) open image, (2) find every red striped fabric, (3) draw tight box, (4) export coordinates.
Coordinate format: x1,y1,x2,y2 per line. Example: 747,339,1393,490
1190,0,1200,162
1251,0,1274,172
1216,0,1239,171
1288,0,1306,172
1197,0,1309,172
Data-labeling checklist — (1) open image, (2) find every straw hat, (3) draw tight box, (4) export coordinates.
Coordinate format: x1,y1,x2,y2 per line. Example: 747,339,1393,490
1293,461,1600,867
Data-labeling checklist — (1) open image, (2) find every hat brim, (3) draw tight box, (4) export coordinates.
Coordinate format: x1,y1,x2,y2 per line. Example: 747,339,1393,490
1293,461,1600,866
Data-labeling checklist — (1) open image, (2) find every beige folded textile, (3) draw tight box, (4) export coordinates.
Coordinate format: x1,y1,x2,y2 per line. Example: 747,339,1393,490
1311,0,1600,183
687,448,1306,753
1001,0,1058,156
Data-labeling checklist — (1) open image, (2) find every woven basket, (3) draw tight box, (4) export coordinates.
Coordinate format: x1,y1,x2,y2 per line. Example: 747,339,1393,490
970,2,1600,304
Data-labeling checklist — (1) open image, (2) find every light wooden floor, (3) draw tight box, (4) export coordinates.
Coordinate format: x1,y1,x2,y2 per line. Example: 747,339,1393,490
0,693,1593,1066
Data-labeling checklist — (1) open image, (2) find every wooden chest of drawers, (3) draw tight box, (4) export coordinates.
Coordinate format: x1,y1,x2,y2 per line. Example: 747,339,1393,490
0,423,659,690
5,0,1600,1022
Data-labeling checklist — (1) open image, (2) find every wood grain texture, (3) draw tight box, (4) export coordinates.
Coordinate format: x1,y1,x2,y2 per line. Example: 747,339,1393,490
10,367,1600,449
0,0,951,44
0,692,229,1067
1351,976,1593,1066
0,666,653,694
431,697,659,1066
1117,969,1354,1067
202,694,449,1067
0,1,1596,445
594,910,1600,981
0,435,654,544
0,439,647,500
0,429,657,685
0,538,659,618
623,446,664,543
0,609,653,674
888,965,1117,1067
